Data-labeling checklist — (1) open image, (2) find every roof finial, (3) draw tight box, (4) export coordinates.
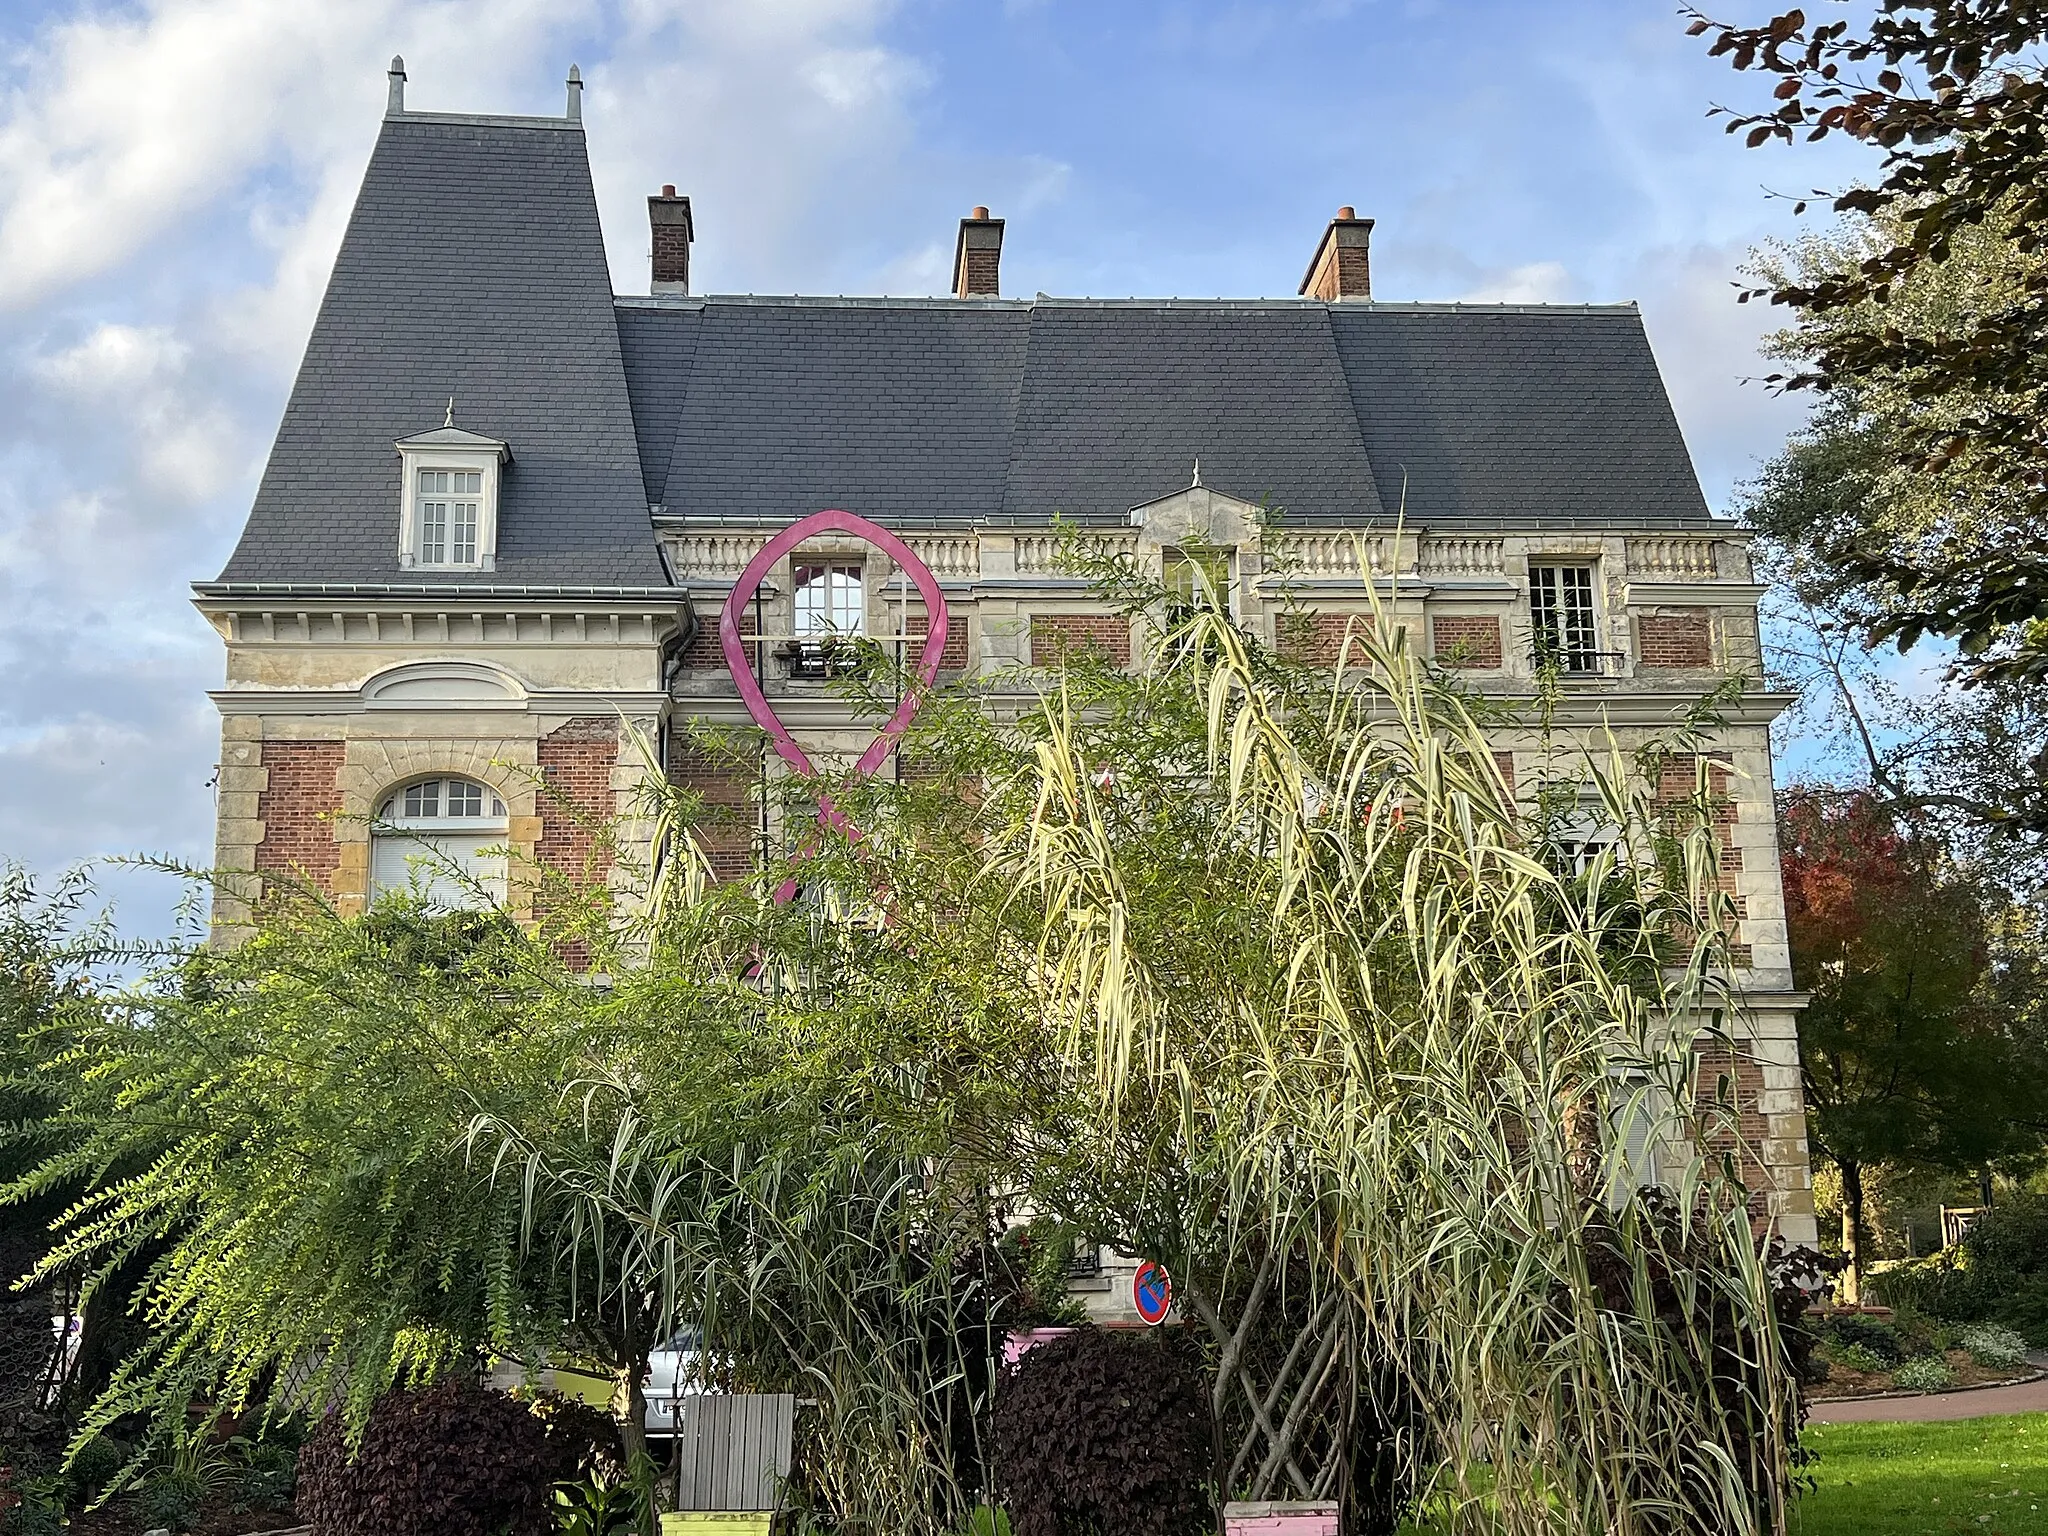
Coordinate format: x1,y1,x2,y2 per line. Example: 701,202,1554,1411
566,64,583,121
387,56,407,116
1191,457,1202,487
444,396,455,429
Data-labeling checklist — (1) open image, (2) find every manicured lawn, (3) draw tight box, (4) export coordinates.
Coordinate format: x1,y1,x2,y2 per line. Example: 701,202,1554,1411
1793,1415,2048,1536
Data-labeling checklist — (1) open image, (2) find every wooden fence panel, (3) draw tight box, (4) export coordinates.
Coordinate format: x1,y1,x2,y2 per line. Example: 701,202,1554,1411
670,1393,794,1511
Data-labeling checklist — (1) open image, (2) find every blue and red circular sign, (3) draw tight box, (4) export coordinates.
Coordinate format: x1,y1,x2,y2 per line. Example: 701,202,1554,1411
1132,1261,1173,1325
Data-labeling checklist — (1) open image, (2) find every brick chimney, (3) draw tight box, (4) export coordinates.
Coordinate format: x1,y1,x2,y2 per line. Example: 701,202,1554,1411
649,186,694,295
1299,207,1373,301
953,207,1004,299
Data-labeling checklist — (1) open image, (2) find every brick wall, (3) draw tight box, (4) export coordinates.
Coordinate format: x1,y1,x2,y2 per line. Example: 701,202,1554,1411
667,737,757,881
1637,611,1713,669
1276,611,1362,666
681,604,756,670
1693,1039,1774,1219
960,246,1000,297
1432,614,1504,668
906,612,969,671
1655,753,1750,966
537,718,618,880
1031,614,1131,668
652,222,691,286
255,741,344,892
1305,243,1371,301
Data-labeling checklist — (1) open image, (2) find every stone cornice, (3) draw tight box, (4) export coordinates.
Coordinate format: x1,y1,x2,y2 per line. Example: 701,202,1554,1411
1623,580,1771,608
664,686,1798,731
210,687,671,718
194,583,684,604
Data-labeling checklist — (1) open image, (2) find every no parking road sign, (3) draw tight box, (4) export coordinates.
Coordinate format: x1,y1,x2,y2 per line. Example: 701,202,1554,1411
1133,1260,1173,1325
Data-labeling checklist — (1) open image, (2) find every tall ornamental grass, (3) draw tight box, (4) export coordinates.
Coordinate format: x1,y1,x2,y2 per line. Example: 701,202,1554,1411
913,588,1803,1535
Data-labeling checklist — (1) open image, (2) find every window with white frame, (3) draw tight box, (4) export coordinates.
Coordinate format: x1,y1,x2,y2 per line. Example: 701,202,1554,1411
1553,794,1623,879
1528,563,1603,674
371,777,508,908
793,562,865,636
395,424,506,572
1606,1073,1676,1202
415,469,483,566
1164,546,1234,617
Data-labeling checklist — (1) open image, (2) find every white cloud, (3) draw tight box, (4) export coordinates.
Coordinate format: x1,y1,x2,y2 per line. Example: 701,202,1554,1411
36,323,239,504
1458,260,1576,304
581,1,927,296
0,0,925,930
1628,241,1812,512
874,240,952,295
802,46,923,110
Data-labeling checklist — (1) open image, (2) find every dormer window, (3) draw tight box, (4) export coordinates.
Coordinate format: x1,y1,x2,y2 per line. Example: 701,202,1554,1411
394,417,509,572
417,469,481,565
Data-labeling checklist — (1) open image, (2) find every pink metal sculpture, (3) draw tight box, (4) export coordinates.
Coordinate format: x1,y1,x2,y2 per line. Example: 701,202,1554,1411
719,509,949,900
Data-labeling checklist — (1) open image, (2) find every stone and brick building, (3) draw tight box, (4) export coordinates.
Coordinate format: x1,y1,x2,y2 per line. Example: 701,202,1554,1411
196,63,1817,1271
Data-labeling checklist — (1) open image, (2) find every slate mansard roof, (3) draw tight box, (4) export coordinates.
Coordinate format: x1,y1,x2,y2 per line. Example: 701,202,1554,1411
211,103,1716,594
617,298,1714,530
215,109,665,590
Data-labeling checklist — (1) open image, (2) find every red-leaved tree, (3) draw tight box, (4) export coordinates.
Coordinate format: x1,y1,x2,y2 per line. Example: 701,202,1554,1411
1780,788,2037,1299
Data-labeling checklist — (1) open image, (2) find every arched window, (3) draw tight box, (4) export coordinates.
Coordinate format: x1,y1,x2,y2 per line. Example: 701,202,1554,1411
370,777,508,908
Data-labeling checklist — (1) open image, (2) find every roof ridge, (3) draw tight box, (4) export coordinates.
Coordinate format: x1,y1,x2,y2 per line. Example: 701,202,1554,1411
386,109,582,131
614,294,1646,314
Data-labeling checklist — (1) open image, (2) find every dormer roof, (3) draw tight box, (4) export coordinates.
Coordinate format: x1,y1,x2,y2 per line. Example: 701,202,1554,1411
394,424,511,458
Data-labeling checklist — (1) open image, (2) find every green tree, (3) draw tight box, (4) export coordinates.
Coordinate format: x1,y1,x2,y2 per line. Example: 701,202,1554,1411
0,866,110,1441
1739,200,2048,687
2,887,692,1471
501,571,1809,1536
1690,0,2048,681
1757,579,2048,887
1778,788,2046,1300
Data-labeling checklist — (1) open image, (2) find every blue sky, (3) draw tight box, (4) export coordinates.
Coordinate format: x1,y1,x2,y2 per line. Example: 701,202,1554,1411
0,0,1871,933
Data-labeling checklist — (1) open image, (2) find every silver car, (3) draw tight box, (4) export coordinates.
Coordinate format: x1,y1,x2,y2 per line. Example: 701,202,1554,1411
642,1328,708,1433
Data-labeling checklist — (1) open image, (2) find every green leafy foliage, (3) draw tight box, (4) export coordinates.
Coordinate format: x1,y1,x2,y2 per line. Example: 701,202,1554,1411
294,1382,612,1536
992,1328,1213,1536
1,892,684,1461
1690,2,2048,679
1959,1322,2031,1368
1891,1355,1956,1392
549,1473,643,1536
1870,1194,2048,1343
0,864,116,1440
1778,789,2048,1296
1831,1341,1889,1375
1822,1314,1906,1368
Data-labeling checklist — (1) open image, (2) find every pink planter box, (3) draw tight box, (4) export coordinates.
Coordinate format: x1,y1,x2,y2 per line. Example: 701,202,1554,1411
1223,1501,1340,1536
1001,1327,1075,1367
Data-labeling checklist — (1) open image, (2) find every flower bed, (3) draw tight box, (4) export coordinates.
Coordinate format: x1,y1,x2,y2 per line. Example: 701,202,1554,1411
1806,1316,2037,1399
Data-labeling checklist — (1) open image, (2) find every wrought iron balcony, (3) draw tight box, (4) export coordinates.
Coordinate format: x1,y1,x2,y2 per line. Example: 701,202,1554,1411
1529,644,1628,679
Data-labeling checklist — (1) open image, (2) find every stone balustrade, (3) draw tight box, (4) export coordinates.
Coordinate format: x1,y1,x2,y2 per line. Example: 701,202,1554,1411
1625,535,1720,579
1013,530,1140,574
1267,532,1395,577
1417,536,1505,576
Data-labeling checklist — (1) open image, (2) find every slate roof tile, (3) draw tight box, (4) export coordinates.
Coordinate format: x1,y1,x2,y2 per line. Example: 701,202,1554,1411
617,298,1714,530
215,113,666,589
219,118,1719,593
